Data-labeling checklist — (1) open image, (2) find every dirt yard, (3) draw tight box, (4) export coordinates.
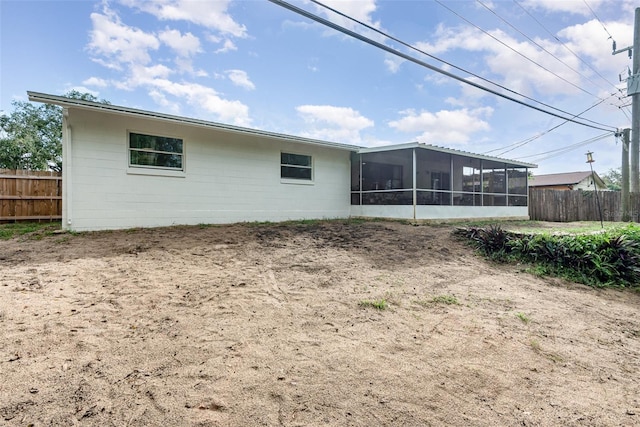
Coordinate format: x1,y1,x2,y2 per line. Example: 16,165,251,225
1,220,639,426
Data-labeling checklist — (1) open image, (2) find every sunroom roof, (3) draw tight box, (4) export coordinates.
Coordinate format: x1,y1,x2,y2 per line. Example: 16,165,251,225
357,142,537,169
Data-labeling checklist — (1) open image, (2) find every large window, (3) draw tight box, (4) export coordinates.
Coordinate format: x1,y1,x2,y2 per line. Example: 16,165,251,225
281,152,312,180
129,132,183,170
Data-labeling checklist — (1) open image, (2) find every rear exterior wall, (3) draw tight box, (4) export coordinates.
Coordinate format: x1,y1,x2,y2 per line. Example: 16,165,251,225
62,108,352,231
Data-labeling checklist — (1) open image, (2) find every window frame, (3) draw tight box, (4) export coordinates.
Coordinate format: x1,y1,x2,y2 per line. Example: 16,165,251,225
280,152,314,184
127,131,185,175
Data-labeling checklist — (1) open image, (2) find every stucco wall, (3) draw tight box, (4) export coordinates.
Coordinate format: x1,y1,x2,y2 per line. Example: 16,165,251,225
63,108,352,231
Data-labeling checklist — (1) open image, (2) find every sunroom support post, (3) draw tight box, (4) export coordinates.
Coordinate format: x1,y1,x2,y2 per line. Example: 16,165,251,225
412,148,417,220
450,156,454,206
359,154,363,206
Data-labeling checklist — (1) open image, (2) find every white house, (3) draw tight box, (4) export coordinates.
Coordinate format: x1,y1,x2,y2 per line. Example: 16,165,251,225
28,91,536,231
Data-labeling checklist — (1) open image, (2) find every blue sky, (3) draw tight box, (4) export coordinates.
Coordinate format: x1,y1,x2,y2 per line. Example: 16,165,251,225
1,0,637,175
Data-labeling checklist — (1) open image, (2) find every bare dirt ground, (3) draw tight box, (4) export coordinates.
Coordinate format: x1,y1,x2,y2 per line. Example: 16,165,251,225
1,220,639,426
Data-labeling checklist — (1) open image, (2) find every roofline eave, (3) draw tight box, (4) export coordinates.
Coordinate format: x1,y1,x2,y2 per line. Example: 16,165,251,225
27,91,362,152
357,141,536,169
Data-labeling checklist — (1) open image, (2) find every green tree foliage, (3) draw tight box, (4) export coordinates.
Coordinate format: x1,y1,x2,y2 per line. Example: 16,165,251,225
602,167,622,191
0,91,109,172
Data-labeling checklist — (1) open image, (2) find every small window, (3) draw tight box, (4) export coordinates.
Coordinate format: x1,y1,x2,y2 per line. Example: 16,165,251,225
129,132,184,170
281,152,312,180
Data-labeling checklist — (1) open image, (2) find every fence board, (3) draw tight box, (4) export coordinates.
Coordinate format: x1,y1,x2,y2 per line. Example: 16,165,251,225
528,188,639,222
0,169,62,222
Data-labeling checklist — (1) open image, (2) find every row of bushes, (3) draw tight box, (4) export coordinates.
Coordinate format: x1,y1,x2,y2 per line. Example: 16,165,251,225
454,225,640,288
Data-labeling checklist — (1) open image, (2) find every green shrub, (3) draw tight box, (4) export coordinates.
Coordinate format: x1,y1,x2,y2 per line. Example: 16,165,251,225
456,224,640,288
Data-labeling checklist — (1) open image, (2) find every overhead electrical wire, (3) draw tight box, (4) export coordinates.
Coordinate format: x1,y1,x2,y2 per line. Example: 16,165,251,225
486,93,616,157
272,0,617,132
583,0,615,41
476,0,610,94
316,0,619,130
309,0,624,159
517,132,612,163
308,0,592,124
271,0,621,167
514,0,620,92
620,106,632,121
434,0,602,100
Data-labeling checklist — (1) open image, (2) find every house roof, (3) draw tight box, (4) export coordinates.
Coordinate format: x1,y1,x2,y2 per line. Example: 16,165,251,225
27,91,361,152
358,142,537,168
530,171,606,187
28,91,536,168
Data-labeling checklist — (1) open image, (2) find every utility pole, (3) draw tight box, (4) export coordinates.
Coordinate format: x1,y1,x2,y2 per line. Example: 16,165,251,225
586,151,604,228
633,8,640,193
622,128,631,221
613,8,640,193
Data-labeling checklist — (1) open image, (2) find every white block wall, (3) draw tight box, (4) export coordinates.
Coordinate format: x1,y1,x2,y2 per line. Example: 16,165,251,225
63,108,352,231
350,205,529,221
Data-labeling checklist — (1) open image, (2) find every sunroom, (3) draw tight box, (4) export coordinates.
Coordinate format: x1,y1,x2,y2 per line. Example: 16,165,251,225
350,143,536,221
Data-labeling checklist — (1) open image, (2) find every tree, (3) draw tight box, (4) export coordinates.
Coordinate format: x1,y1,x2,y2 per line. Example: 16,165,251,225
0,91,109,171
602,167,622,191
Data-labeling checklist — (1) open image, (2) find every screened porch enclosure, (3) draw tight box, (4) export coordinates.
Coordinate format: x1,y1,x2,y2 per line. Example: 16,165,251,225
350,144,533,220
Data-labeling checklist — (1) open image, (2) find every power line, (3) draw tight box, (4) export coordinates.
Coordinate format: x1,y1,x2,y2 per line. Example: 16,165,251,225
621,105,632,121
514,0,620,91
285,0,616,132
476,0,610,94
516,132,612,162
434,0,602,99
309,0,603,127
486,93,615,157
583,0,615,40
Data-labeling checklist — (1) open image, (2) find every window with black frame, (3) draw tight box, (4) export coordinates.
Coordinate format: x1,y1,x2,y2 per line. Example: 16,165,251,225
281,152,312,181
129,132,184,170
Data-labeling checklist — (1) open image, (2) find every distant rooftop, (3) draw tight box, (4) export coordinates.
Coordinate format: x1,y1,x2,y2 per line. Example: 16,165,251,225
530,171,604,187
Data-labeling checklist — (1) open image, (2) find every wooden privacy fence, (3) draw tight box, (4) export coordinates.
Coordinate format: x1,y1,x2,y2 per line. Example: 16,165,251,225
528,188,640,222
0,169,62,222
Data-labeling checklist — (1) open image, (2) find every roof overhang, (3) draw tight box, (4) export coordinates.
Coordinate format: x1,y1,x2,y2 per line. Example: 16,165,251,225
28,91,536,168
28,91,361,152
357,141,537,169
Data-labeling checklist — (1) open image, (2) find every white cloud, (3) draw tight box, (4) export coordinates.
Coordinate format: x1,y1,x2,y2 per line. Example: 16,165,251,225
157,29,202,73
128,64,173,85
226,69,255,90
388,107,493,145
384,54,404,74
148,79,251,126
88,9,159,68
295,105,374,143
520,0,605,16
87,4,250,125
120,0,247,37
83,77,108,88
215,39,238,54
311,0,389,45
413,21,621,97
558,20,633,73
314,0,379,29
158,29,201,56
148,89,178,113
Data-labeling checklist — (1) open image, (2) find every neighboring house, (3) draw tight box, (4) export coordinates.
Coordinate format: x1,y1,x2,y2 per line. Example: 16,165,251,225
28,91,536,231
529,171,607,191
